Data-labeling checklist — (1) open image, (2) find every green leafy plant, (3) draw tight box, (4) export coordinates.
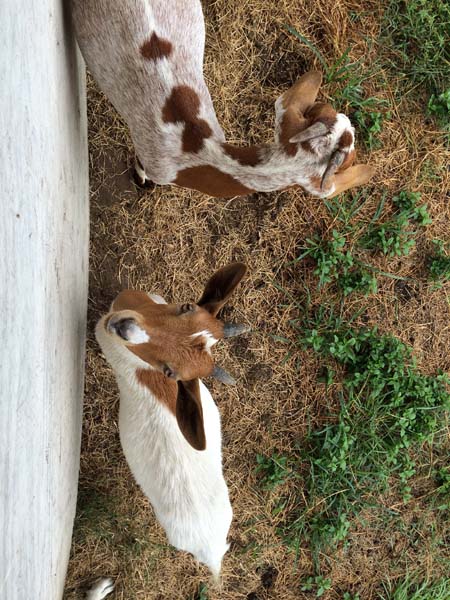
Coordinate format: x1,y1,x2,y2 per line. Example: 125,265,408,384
428,240,450,287
360,191,431,257
301,575,332,598
255,453,293,490
427,89,450,131
297,230,377,296
278,308,450,556
353,109,391,149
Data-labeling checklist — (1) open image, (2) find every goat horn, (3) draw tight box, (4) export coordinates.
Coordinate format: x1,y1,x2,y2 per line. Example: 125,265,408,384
321,149,346,190
223,323,250,338
211,366,236,385
289,121,329,144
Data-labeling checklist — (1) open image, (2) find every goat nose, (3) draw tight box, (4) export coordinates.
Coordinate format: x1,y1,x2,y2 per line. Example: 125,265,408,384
109,317,135,340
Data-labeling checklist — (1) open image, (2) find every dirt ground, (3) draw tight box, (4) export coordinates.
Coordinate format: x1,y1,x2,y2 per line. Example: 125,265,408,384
64,1,449,598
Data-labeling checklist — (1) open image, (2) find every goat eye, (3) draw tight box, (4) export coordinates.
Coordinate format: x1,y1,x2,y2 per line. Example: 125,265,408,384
179,303,195,314
163,365,175,379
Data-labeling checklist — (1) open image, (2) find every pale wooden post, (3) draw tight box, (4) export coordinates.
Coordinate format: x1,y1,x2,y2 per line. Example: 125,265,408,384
0,1,89,598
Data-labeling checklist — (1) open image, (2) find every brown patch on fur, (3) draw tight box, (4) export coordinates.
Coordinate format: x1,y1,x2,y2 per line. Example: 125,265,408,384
162,86,212,153
140,33,172,61
174,165,254,197
222,144,262,166
278,109,306,156
338,130,353,149
112,290,155,311
339,148,356,171
136,368,177,415
337,131,356,171
309,175,323,192
304,102,337,131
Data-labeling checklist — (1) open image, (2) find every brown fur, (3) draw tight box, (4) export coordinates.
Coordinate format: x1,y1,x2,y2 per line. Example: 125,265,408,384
174,165,254,197
281,70,322,114
278,109,307,156
140,33,173,61
162,86,212,153
308,175,323,192
304,103,337,130
222,143,262,166
136,368,177,415
338,130,354,149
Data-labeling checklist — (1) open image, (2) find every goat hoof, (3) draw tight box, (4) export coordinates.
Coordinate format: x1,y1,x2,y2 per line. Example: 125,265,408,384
132,169,155,190
85,577,115,600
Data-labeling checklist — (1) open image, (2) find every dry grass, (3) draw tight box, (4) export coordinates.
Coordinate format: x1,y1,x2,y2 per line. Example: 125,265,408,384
64,1,450,598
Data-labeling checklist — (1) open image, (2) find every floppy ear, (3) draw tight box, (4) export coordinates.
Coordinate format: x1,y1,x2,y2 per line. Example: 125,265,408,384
326,164,376,198
176,379,206,451
198,262,247,317
277,71,323,155
281,71,323,115
112,290,153,311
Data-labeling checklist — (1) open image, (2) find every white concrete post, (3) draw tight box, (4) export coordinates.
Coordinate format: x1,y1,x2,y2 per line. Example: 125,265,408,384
0,1,89,598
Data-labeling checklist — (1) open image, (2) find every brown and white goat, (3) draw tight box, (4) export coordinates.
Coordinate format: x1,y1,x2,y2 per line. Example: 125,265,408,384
95,263,248,579
71,0,375,198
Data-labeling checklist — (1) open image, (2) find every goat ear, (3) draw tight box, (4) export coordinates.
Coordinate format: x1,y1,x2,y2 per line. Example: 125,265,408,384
281,71,323,114
112,290,153,311
326,164,376,197
198,262,247,317
176,379,206,451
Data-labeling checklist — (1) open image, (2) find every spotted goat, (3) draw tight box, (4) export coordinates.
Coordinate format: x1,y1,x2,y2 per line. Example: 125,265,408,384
71,0,375,198
95,263,248,580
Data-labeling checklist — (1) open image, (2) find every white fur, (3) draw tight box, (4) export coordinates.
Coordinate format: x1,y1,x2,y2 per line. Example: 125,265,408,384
85,578,115,600
113,320,150,344
191,330,218,352
148,292,167,304
71,0,357,198
95,316,232,577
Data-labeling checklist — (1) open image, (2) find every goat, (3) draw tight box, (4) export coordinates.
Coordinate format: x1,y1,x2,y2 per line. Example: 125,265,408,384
71,0,375,198
95,263,248,578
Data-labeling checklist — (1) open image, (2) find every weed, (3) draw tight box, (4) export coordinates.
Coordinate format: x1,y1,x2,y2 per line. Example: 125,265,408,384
297,230,353,288
383,0,450,95
353,109,390,150
339,266,378,296
427,89,450,131
275,308,450,557
298,189,431,296
427,240,450,287
255,453,292,490
359,212,416,257
297,230,377,296
379,577,450,600
193,583,209,600
360,191,431,257
301,575,332,597
434,466,450,511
